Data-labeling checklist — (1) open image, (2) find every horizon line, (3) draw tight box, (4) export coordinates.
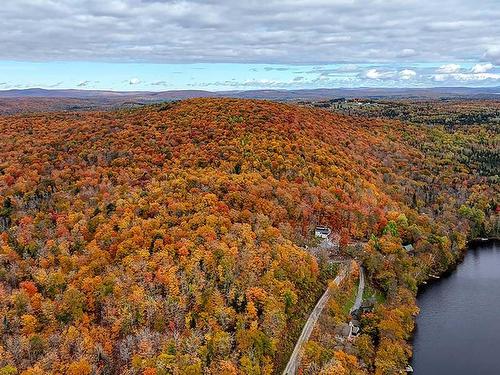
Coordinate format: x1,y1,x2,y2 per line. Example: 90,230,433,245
1,86,499,94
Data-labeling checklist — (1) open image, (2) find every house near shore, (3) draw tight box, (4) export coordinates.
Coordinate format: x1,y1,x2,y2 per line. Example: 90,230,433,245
315,226,331,239
348,319,360,338
403,244,415,253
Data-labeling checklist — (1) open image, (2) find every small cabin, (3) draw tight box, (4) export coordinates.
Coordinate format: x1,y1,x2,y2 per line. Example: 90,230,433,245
351,325,360,336
315,226,331,239
349,320,360,338
403,244,414,253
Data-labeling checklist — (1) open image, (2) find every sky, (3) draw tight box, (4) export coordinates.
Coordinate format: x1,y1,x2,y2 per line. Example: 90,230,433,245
0,0,499,91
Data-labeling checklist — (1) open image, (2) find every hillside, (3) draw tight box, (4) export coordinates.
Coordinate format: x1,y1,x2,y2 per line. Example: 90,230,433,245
1,87,500,116
0,99,498,374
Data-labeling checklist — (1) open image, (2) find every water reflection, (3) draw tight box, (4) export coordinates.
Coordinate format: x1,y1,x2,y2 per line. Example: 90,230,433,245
411,241,500,375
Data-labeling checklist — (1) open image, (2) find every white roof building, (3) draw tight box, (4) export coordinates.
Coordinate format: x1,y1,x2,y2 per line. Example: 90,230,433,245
315,226,331,239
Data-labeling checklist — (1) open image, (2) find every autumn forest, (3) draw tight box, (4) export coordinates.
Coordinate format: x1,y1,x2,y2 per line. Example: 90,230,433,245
0,98,498,375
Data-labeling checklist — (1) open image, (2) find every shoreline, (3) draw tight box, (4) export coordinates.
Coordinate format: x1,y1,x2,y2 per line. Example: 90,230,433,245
408,237,499,367
468,237,500,246
415,237,500,295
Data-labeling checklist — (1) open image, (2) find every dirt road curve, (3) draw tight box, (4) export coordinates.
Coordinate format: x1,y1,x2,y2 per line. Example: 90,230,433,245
350,266,365,314
282,264,348,375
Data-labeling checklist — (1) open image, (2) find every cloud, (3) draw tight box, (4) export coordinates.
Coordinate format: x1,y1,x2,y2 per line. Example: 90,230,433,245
77,80,91,87
48,81,63,88
190,78,289,88
436,64,461,74
150,81,169,86
263,66,291,71
399,69,417,80
0,0,498,64
432,60,500,82
433,74,447,82
363,69,395,80
425,20,480,32
188,74,356,89
336,64,359,72
301,65,361,79
433,72,500,82
128,78,141,85
398,49,417,58
361,68,418,81
471,63,493,73
483,46,500,65
365,69,384,79
449,73,500,81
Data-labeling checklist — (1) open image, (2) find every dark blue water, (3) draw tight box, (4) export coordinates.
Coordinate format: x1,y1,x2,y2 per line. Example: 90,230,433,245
411,241,500,374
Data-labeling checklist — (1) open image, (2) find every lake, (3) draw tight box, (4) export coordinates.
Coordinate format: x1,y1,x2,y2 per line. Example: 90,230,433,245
411,240,500,374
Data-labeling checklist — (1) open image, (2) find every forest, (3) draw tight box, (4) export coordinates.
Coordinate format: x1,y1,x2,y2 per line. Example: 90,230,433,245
0,98,498,374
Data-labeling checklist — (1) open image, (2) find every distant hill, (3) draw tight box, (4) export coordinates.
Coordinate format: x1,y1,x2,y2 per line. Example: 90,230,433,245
0,88,217,99
221,87,500,100
1,86,499,100
0,86,498,115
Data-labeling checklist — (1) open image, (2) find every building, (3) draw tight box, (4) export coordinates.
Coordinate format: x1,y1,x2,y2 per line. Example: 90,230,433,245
348,319,360,338
315,226,331,239
403,244,415,253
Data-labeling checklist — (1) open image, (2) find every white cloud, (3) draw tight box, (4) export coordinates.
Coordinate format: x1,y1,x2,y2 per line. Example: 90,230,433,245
363,68,418,81
483,46,500,65
190,78,300,88
450,73,500,81
433,72,500,82
150,81,169,86
436,64,461,74
336,64,359,72
398,48,417,58
364,69,394,80
365,69,381,79
433,74,447,82
433,61,499,82
471,63,493,73
129,78,141,85
399,69,417,80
